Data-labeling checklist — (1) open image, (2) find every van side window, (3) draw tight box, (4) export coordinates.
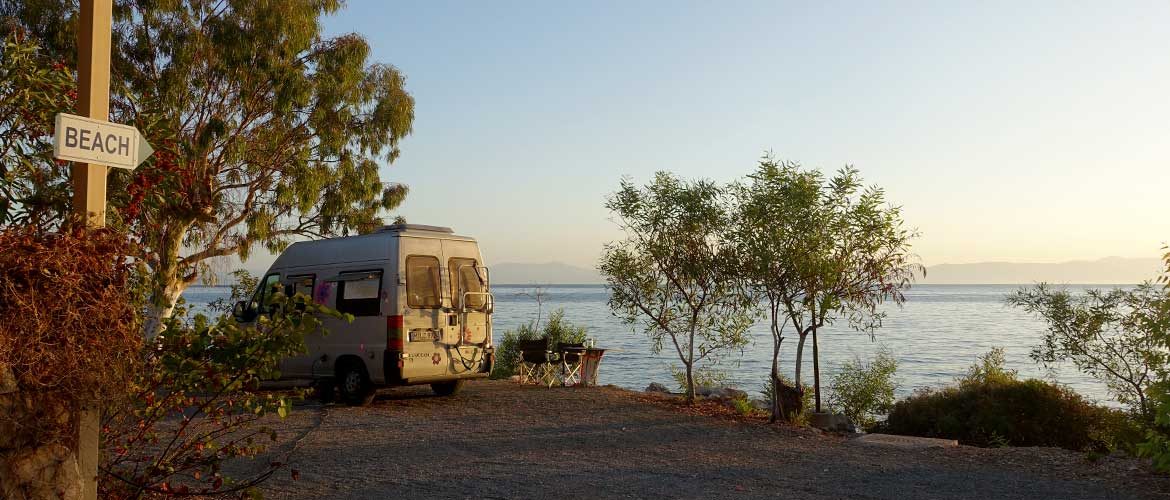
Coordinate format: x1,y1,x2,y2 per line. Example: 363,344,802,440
337,271,382,317
406,256,441,308
287,274,315,311
449,258,486,310
255,273,281,311
287,274,315,296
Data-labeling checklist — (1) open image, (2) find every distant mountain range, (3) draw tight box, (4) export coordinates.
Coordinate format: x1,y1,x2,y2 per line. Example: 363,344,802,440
921,257,1162,284
491,262,604,284
489,257,1163,285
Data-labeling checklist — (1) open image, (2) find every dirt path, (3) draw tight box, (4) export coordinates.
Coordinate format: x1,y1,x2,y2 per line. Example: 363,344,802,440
235,380,1169,499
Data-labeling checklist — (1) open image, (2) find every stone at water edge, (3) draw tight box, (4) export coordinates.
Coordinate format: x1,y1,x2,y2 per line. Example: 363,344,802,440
809,412,857,433
695,386,749,400
852,433,959,449
645,382,669,393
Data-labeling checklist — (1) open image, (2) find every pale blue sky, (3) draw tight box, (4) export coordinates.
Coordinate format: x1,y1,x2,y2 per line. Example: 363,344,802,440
254,0,1170,272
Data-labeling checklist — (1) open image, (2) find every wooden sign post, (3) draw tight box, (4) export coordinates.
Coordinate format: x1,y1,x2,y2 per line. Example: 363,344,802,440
73,0,112,497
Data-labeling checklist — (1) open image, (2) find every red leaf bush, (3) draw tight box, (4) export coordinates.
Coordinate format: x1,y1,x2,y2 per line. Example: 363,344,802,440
0,224,141,446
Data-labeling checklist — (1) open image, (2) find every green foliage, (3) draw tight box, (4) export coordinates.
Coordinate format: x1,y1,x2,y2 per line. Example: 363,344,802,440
207,269,260,314
599,172,756,403
490,323,539,379
882,349,1123,452
961,347,1018,387
827,347,899,430
0,31,75,231
729,154,922,417
1008,282,1168,421
1137,249,1170,472
542,309,588,347
1008,251,1170,470
490,309,588,379
1139,386,1170,471
101,293,350,497
730,396,757,417
670,364,729,393
3,0,416,333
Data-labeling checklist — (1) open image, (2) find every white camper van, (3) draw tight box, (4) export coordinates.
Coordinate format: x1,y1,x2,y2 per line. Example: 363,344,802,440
233,224,495,406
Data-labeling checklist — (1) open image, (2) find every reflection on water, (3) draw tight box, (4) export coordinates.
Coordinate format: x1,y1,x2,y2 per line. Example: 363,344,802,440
182,284,1124,404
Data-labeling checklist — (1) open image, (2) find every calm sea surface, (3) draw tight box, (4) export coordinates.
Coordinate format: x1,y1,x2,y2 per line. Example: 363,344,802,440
182,284,1126,405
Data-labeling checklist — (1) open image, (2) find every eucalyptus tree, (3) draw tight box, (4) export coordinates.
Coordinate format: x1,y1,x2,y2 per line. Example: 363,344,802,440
733,156,921,416
599,172,756,404
2,0,415,335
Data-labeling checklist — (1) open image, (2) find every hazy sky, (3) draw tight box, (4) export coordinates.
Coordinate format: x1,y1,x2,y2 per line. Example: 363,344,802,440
264,0,1170,272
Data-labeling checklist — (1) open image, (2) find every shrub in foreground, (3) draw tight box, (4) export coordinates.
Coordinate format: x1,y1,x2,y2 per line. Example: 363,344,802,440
881,349,1124,451
100,293,348,497
883,378,1117,450
827,347,899,431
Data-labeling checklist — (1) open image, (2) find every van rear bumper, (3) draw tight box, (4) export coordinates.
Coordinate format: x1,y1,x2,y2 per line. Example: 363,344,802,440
400,371,489,385
383,349,493,387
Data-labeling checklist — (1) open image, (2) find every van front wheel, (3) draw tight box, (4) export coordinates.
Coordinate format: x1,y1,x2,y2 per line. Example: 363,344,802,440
431,380,464,397
337,361,376,406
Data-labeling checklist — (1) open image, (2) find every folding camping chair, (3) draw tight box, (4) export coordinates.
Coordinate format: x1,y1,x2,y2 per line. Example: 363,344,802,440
517,338,559,388
557,342,586,386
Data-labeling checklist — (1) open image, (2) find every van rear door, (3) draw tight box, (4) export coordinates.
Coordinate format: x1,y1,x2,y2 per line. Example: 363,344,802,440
399,239,447,380
442,240,492,376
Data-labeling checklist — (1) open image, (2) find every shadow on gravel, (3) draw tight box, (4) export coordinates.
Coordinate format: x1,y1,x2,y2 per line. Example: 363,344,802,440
242,381,1169,500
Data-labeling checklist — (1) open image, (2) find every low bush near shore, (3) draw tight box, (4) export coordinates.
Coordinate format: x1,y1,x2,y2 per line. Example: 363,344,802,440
881,349,1132,451
490,309,587,379
828,347,899,431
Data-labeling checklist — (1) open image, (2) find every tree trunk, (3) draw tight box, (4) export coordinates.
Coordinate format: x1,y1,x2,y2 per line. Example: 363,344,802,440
683,327,696,404
144,279,187,339
143,224,189,339
793,332,807,415
812,327,822,413
770,313,783,423
794,333,806,389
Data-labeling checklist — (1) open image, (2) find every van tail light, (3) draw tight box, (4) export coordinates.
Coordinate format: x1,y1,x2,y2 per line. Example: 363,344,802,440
387,315,404,350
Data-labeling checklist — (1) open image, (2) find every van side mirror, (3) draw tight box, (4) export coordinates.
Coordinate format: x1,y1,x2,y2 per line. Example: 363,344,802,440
233,300,256,322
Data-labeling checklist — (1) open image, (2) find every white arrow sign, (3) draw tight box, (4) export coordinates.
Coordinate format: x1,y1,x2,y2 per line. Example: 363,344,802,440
53,113,153,170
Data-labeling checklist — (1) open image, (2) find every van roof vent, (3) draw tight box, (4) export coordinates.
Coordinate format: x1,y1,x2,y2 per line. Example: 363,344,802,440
378,223,454,234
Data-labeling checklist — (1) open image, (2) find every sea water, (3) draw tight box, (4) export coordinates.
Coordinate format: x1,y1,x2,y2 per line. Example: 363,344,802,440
181,284,1124,404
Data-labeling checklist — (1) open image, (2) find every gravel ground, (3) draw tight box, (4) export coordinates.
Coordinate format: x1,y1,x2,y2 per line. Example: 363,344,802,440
229,380,1170,500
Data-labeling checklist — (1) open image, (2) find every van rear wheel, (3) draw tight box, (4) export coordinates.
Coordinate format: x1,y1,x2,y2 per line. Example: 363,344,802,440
337,360,376,406
431,380,464,396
